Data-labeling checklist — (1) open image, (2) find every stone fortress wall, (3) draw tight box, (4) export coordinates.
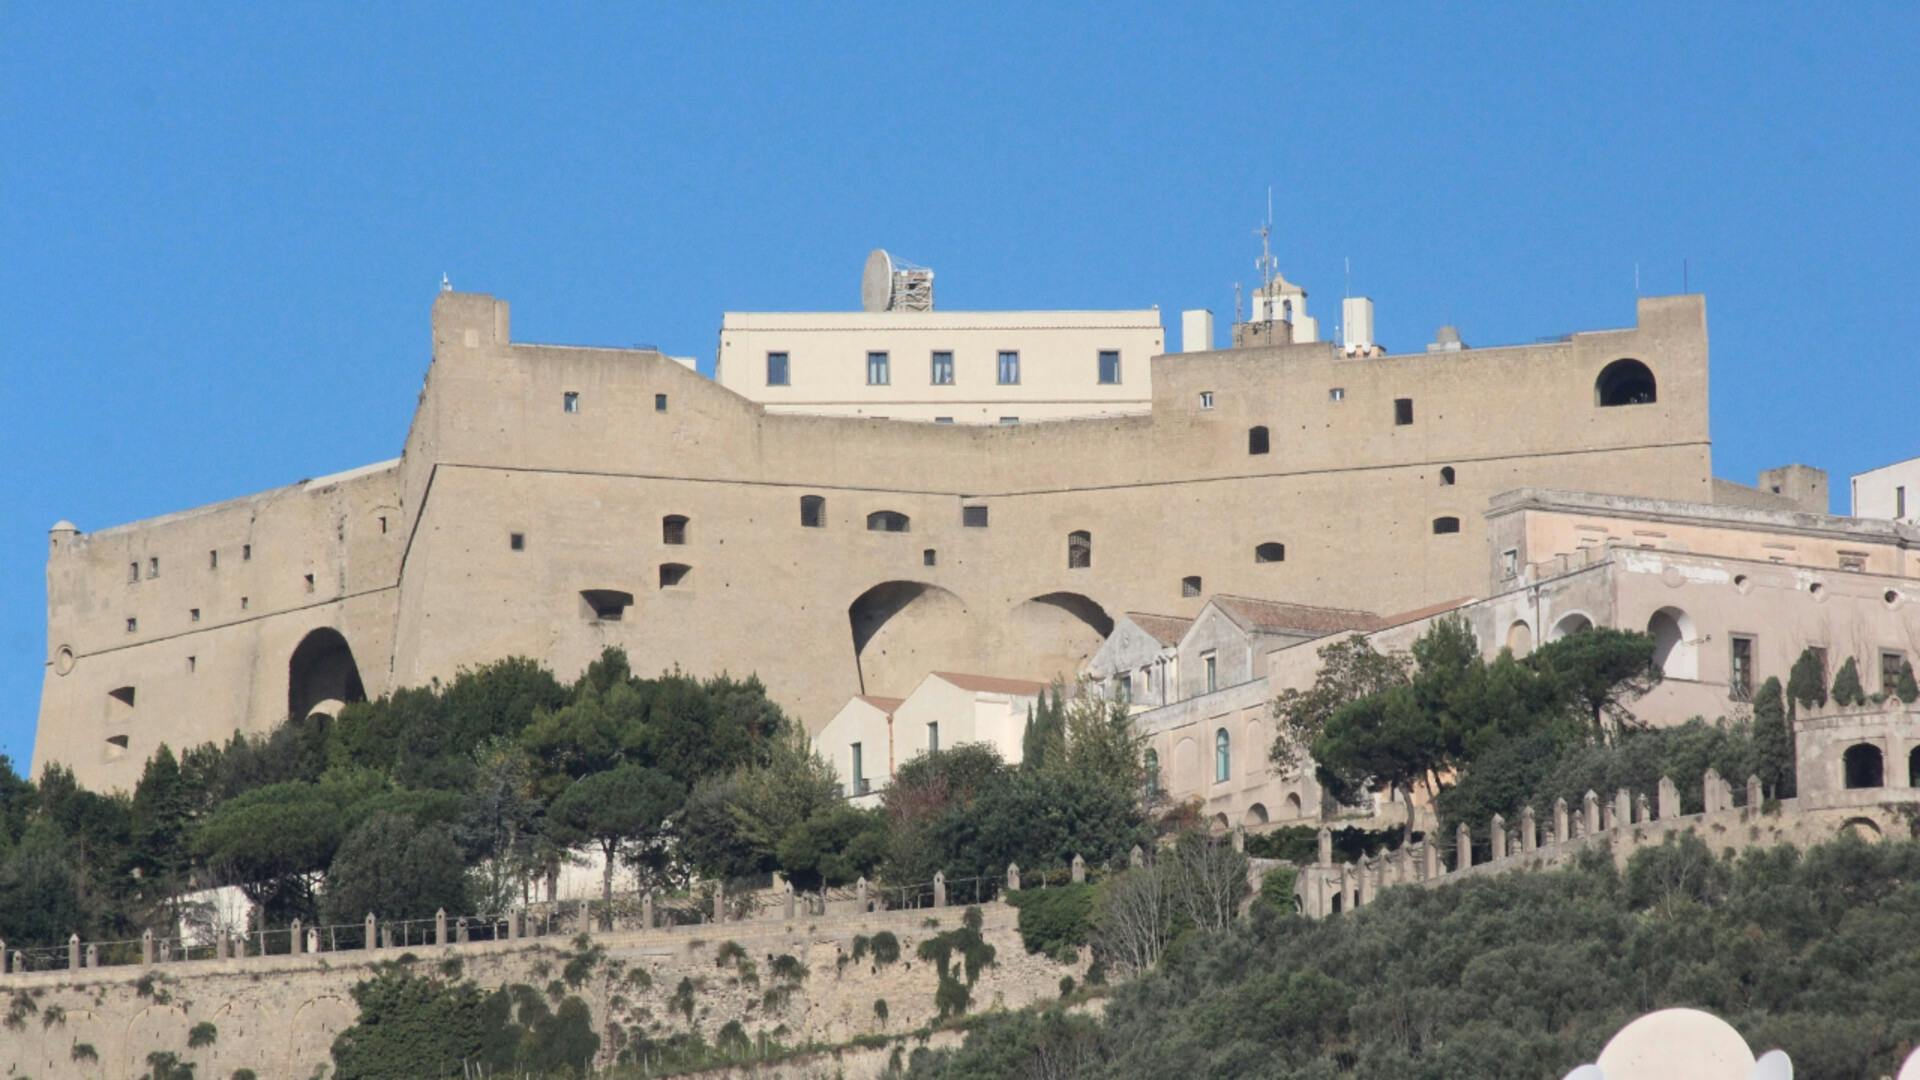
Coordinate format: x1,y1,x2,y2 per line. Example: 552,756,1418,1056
0,898,1076,1080
38,289,1713,790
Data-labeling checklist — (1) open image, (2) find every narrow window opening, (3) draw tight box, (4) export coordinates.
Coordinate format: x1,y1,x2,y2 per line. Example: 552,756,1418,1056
1199,391,1215,410
1439,466,1456,486
1328,387,1345,402
867,351,891,386
240,596,249,611
866,510,910,533
997,350,1020,385
655,393,668,412
935,416,954,424
148,557,160,579
1882,651,1910,693
109,686,135,708
1254,542,1286,563
129,562,139,583
126,617,137,633
1214,727,1231,781
510,532,525,551
378,516,388,534
209,549,219,569
1729,635,1755,700
800,495,826,528
242,544,251,561
851,742,866,795
662,515,689,545
923,548,937,567
190,608,201,623
581,589,634,621
1394,398,1414,425
1248,426,1270,455
659,563,691,588
1502,549,1519,578
962,505,989,528
766,351,790,386
930,351,954,386
1432,516,1461,535
1098,350,1121,385
106,734,130,752
999,416,1020,425
1182,575,1202,598
1204,654,1218,694
1595,358,1657,406
563,391,579,413
187,656,196,673
1068,530,1092,569
927,722,940,754
304,573,316,593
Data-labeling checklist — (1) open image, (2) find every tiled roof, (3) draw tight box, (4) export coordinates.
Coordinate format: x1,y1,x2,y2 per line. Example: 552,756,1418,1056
1209,594,1384,636
855,695,906,714
1123,612,1194,647
1375,597,1477,630
931,671,1050,696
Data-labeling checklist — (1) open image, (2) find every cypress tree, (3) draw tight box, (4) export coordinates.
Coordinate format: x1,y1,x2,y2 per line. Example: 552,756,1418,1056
1786,647,1828,715
1751,677,1794,798
1832,657,1867,708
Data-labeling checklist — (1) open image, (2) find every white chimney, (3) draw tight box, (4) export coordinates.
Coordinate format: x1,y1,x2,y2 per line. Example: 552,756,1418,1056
1342,297,1375,354
1181,309,1215,353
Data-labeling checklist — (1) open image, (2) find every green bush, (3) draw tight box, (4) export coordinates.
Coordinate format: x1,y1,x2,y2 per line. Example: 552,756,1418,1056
1833,656,1867,706
187,1020,218,1048
1787,647,1828,712
869,930,901,965
1006,884,1097,960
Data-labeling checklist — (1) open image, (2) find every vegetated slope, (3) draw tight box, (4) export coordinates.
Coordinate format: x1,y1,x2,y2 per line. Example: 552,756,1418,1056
913,833,1920,1079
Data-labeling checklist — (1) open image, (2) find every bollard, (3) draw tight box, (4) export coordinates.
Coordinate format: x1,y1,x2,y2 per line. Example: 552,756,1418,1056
1553,798,1570,843
1007,863,1020,892
1615,789,1632,828
933,871,947,909
1456,823,1473,872
381,925,394,950
434,909,447,947
456,918,469,945
85,943,97,969
1490,814,1507,861
1131,844,1146,869
142,928,156,966
1657,776,1679,820
291,918,304,955
784,881,796,919
1522,805,1538,852
305,929,318,955
713,881,726,925
642,893,655,931
68,934,80,971
1071,854,1086,884
856,877,870,912
366,914,377,950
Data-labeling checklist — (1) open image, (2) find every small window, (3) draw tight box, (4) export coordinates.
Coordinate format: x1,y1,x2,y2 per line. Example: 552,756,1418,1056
1248,426,1270,455
1432,517,1461,535
659,563,691,589
1098,350,1121,385
867,351,891,386
766,352,790,386
962,506,989,528
1328,387,1345,402
1254,542,1285,563
930,351,954,386
999,416,1020,425
148,557,159,579
1068,530,1092,569
1199,391,1215,410
867,510,911,533
851,742,864,790
563,391,579,414
304,573,316,593
1182,575,1202,598
243,544,251,561
126,617,138,633
801,495,826,528
240,596,249,610
1897,486,1908,518
129,562,139,583
510,532,526,551
1204,653,1218,694
1502,549,1519,578
927,722,940,754
935,417,955,424
1730,635,1755,700
1840,553,1866,572
1394,398,1414,425
654,393,668,412
187,656,196,673
1883,651,1910,692
190,608,201,623
581,589,633,621
1144,749,1160,795
662,515,689,545
1440,466,1456,486
923,548,937,567
1214,727,1230,781
997,350,1020,385
378,516,388,534
209,549,219,569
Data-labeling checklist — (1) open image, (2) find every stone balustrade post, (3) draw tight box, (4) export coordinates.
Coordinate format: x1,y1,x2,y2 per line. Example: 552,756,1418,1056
1602,803,1615,831
1614,789,1632,828
1339,862,1355,910
783,881,796,920
713,881,727,924
1456,823,1473,871
214,934,227,961
84,943,97,968
1583,790,1601,834
291,919,304,955
381,925,395,949
66,934,78,970
1231,825,1245,854
1316,828,1332,866
856,877,870,912
1634,792,1650,824
933,871,947,908
1747,774,1763,809
1423,839,1439,879
1490,814,1507,861
1007,863,1020,892
1130,844,1146,869
1356,859,1374,907
433,910,446,946
305,929,318,955
1072,854,1086,883
509,910,524,941
1553,798,1569,843
365,914,377,950
0,939,7,976
141,928,155,966
1658,776,1679,819
1704,768,1723,813
456,918,469,944
1521,806,1537,852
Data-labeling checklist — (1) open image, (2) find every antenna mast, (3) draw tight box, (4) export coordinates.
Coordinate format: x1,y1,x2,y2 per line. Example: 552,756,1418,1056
1254,187,1277,328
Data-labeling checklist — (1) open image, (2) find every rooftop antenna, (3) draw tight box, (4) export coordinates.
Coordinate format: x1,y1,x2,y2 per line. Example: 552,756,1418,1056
1634,262,1641,296
1254,187,1277,328
1344,257,1352,300
1233,282,1243,325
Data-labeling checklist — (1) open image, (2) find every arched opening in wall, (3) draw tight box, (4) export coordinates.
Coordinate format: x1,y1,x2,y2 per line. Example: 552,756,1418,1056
1646,607,1698,680
1067,530,1092,570
1007,592,1115,685
659,563,691,589
1329,891,1343,914
1248,426,1270,455
848,581,971,695
581,589,634,622
1210,813,1230,836
1244,803,1269,827
1551,613,1594,641
1432,517,1461,535
800,495,826,528
1505,621,1534,659
1909,746,1920,788
1439,466,1456,486
288,627,365,724
1215,728,1232,783
662,515,688,545
1844,743,1885,789
1254,542,1286,564
1595,358,1657,406
106,685,136,725
1842,817,1884,842
1284,792,1304,818
866,510,910,533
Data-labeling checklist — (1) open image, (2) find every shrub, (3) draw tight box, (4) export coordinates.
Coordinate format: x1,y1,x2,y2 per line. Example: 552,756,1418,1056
869,931,901,965
1059,976,1076,998
769,954,808,983
1833,657,1867,707
1897,664,1919,705
1788,647,1828,712
670,977,696,1023
1006,883,1097,960
874,998,889,1024
188,1020,218,1048
716,1019,750,1054
71,1043,98,1062
715,940,747,968
233,1071,257,1080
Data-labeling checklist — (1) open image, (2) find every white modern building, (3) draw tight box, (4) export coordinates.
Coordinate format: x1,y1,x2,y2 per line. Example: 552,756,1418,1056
816,671,1047,803
1853,455,1920,524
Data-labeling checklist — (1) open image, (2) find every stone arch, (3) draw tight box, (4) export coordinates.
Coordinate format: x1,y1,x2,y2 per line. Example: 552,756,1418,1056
1285,792,1304,817
1844,743,1885,789
1210,812,1230,835
848,581,970,695
1647,607,1698,680
1596,358,1657,406
1506,620,1535,658
288,627,365,723
1006,592,1114,684
866,510,910,533
1842,816,1884,842
1551,612,1594,641
1330,890,1344,913
1172,736,1200,792
1243,803,1269,827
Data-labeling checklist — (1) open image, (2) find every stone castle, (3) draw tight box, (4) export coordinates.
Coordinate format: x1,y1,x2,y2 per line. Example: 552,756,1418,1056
37,275,1724,790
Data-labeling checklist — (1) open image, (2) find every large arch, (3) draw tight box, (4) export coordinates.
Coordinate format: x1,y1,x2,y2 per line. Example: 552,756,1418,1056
1004,591,1114,684
1844,743,1885,789
288,627,365,723
1550,612,1594,641
1596,358,1657,406
1647,607,1698,680
847,581,972,696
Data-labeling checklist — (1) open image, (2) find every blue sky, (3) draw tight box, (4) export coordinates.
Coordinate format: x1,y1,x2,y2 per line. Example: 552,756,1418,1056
3,5,1917,768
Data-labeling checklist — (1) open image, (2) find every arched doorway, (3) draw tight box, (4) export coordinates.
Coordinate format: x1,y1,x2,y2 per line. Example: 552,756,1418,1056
1506,621,1534,658
1006,591,1113,684
288,628,365,723
1551,612,1594,641
847,581,970,695
1843,743,1885,789
1595,359,1657,406
1647,607,1697,679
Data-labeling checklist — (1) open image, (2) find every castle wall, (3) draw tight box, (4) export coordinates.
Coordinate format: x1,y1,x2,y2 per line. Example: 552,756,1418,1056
39,291,1715,785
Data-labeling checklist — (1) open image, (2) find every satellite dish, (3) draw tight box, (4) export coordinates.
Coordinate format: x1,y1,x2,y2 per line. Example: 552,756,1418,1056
1562,1066,1607,1080
861,249,895,313
1597,1008,1755,1080
1748,1049,1792,1080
